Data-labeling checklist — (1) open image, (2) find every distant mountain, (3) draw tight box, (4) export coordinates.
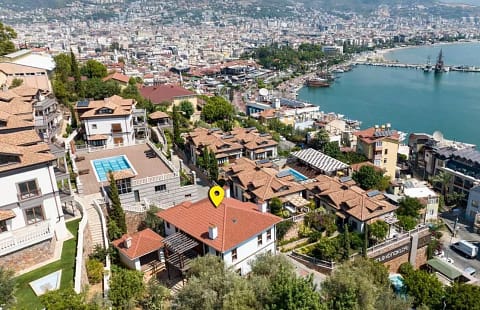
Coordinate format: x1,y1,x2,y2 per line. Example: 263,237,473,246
1,0,72,9
301,0,436,11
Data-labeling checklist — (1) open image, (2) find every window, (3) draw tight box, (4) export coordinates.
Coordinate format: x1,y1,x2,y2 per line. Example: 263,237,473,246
116,178,132,194
257,234,263,246
232,248,238,262
185,194,192,198
18,180,40,200
111,123,122,133
166,222,170,229
266,229,272,241
384,149,388,155
375,141,383,147
0,220,7,233
383,158,387,164
155,184,166,192
473,200,480,208
25,206,44,224
374,159,381,166
92,124,97,129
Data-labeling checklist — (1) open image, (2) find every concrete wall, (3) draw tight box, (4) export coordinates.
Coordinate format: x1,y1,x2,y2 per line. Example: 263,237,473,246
119,176,197,208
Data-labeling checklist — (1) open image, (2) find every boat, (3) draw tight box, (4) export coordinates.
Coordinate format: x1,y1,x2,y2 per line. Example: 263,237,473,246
317,71,336,82
305,78,330,88
423,56,432,73
434,49,444,74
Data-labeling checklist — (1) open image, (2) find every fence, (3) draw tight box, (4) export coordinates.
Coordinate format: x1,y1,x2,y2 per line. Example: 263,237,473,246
289,251,336,270
93,199,111,298
74,200,88,293
366,224,429,255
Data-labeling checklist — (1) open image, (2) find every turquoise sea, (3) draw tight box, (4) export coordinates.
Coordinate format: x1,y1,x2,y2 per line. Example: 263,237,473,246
297,43,480,146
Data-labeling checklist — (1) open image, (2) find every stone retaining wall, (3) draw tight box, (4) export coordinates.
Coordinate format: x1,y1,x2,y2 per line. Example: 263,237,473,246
0,238,56,274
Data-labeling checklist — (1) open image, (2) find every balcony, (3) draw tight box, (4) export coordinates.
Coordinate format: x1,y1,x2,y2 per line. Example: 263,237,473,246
0,220,53,256
17,188,42,201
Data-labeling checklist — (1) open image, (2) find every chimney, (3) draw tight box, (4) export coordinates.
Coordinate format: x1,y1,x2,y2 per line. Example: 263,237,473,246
258,201,267,213
124,236,132,249
208,225,218,240
223,185,230,198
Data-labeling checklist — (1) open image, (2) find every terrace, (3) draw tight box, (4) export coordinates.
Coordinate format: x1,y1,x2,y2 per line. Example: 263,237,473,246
75,143,174,195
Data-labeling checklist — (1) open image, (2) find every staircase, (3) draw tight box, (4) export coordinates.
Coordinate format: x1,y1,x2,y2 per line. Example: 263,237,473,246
87,202,104,248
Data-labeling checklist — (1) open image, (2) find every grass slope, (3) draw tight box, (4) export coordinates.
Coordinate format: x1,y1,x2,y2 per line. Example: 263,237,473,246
15,219,80,310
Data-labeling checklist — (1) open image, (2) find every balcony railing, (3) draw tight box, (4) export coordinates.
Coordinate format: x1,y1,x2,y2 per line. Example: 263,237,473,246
0,220,53,256
17,188,42,201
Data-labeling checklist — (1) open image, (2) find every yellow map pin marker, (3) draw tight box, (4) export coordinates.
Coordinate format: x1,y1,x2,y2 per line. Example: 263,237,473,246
209,186,225,207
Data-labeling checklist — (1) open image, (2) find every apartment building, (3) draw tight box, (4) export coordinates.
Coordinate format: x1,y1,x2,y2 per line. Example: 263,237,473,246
221,158,308,213
304,175,398,233
0,62,51,92
185,127,278,165
157,197,282,275
0,130,68,271
75,95,147,147
354,125,400,180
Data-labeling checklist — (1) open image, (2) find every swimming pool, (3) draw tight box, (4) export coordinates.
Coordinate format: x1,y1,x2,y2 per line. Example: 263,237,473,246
389,274,405,294
91,155,135,182
288,168,308,182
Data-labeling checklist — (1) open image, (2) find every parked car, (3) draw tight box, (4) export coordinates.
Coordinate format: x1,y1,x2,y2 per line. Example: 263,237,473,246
464,267,476,276
452,240,479,258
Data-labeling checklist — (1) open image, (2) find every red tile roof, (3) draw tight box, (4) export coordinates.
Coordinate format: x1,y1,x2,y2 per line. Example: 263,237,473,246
140,84,195,104
112,228,164,260
354,127,400,144
103,72,130,84
157,197,282,252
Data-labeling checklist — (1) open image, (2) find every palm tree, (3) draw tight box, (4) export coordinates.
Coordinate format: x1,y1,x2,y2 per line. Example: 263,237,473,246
430,170,452,204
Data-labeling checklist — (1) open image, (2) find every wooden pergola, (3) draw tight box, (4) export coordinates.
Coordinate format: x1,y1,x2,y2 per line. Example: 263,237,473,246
163,232,199,279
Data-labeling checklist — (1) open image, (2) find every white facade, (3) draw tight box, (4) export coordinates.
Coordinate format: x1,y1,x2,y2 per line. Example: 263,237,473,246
466,186,480,222
84,115,135,147
404,185,439,222
0,164,67,256
163,221,277,275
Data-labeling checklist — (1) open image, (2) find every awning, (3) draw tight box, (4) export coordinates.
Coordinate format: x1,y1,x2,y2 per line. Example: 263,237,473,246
427,258,463,280
335,211,346,219
0,210,16,221
112,169,136,180
88,134,108,141
287,195,310,208
285,206,296,214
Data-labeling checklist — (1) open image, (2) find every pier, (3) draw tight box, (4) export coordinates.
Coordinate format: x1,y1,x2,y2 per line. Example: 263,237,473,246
355,60,480,73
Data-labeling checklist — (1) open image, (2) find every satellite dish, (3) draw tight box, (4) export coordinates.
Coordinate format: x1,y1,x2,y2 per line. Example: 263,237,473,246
259,88,269,97
432,131,444,143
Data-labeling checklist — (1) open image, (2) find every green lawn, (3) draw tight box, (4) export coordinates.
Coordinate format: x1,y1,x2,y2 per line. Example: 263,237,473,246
15,219,80,309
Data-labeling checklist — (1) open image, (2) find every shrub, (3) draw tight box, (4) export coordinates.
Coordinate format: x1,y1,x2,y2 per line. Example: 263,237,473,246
86,259,104,284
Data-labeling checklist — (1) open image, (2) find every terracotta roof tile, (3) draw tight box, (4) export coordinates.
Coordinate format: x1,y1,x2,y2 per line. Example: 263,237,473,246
112,228,164,260
157,197,282,252
140,84,195,104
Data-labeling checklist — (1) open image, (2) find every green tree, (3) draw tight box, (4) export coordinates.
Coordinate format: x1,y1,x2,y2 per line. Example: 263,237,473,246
40,287,97,310
276,220,294,241
172,105,183,146
9,77,23,89
398,196,423,218
398,215,417,231
83,78,121,100
431,171,451,200
140,205,164,234
53,53,72,83
109,266,145,309
312,237,339,261
445,283,480,310
323,141,341,158
0,22,17,56
310,129,330,151
342,225,351,260
141,278,170,310
249,254,326,309
269,197,283,216
369,220,389,243
179,100,194,119
352,165,382,190
173,255,257,310
401,266,444,309
201,96,235,123
81,59,107,78
0,267,16,309
207,149,218,182
108,171,127,235
121,83,141,100
321,258,407,310
70,49,84,98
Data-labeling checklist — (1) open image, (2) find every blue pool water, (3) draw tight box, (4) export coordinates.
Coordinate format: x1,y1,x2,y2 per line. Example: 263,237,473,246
389,274,405,294
289,168,308,182
92,155,132,182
